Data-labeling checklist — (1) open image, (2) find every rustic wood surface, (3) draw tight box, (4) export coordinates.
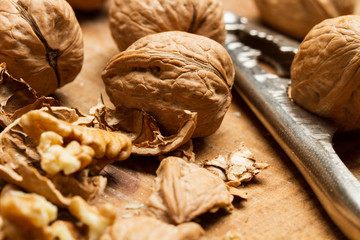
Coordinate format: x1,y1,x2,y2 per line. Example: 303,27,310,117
52,0,360,239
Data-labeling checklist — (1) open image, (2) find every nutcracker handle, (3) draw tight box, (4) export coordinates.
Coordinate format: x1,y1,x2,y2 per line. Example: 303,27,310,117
224,11,360,240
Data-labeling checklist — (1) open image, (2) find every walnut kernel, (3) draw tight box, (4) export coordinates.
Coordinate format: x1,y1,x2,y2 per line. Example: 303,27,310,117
69,196,115,240
20,110,132,161
0,185,57,240
38,131,95,175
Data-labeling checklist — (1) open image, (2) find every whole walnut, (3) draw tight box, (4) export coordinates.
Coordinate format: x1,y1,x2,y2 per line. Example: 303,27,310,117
108,0,226,51
0,0,84,96
102,31,234,138
254,0,355,39
290,15,360,131
66,0,107,11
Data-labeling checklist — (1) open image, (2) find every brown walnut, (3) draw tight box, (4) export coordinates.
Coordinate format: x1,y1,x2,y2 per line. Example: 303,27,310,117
108,0,226,51
290,15,360,131
0,0,84,96
66,0,107,11
102,31,234,138
254,0,355,39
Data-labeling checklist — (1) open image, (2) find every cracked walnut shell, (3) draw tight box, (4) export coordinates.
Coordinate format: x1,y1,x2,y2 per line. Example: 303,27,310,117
254,0,355,39
109,0,226,51
290,15,360,131
0,0,84,96
102,31,234,138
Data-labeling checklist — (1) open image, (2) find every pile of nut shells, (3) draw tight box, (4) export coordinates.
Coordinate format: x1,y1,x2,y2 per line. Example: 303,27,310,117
0,0,268,239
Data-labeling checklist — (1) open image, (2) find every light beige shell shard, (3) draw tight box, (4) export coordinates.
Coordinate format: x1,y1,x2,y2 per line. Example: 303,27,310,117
109,0,226,51
99,216,204,240
290,15,360,131
145,156,234,224
0,0,84,96
254,0,355,39
204,145,269,187
102,31,234,138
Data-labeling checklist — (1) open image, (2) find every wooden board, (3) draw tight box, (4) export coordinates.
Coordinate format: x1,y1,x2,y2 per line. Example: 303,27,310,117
52,0,360,239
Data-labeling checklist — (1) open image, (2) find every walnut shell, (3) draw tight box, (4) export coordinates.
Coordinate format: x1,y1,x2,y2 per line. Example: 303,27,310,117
290,15,360,131
254,0,355,39
108,0,226,51
66,0,107,11
0,0,84,96
102,31,234,138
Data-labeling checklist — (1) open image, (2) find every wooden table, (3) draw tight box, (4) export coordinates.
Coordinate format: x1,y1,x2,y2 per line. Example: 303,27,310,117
54,0,360,239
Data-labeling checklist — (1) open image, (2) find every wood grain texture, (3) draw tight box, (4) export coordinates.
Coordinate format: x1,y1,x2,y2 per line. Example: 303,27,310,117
51,0,360,239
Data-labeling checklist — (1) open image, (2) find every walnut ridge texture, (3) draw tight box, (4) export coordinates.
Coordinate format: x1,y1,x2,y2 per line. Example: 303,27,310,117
0,0,84,96
254,0,355,39
109,0,226,51
290,15,360,131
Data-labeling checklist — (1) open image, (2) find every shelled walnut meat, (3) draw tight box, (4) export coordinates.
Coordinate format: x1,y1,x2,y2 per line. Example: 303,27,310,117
254,0,355,39
102,31,235,138
109,0,226,51
0,0,84,96
0,107,132,207
290,15,360,131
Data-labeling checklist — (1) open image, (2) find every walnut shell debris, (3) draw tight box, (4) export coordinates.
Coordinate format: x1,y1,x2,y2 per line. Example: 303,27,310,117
254,0,355,39
0,0,84,96
91,103,197,156
109,0,226,51
290,15,360,131
0,63,61,128
204,145,269,187
102,31,234,138
145,156,234,224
